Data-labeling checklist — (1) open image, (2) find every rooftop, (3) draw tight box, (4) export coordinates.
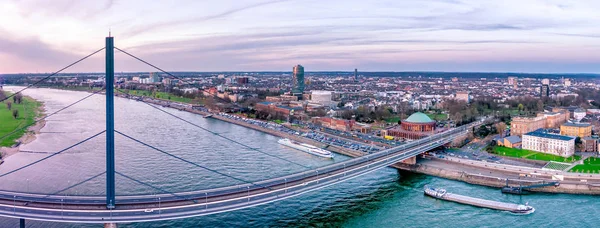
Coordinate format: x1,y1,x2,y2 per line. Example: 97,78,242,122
525,129,575,141
404,112,434,123
562,122,591,127
504,135,522,144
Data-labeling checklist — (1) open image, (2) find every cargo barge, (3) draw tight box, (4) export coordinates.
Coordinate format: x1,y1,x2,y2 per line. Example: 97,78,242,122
424,186,535,214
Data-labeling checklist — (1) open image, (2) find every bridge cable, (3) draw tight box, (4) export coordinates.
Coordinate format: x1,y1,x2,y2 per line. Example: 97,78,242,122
114,47,315,169
13,171,107,205
115,171,197,203
115,47,234,104
113,48,313,169
0,131,106,178
48,171,107,196
115,130,271,189
0,47,105,103
115,91,310,169
0,89,105,143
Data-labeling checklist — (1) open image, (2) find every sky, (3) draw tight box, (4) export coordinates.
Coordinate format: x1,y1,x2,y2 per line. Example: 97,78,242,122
1,0,600,74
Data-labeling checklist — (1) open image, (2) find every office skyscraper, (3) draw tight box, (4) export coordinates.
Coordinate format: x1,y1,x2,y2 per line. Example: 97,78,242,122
292,65,305,98
540,84,549,98
354,68,358,81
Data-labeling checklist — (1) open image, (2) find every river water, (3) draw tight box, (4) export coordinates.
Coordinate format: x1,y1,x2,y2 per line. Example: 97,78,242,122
1,87,598,227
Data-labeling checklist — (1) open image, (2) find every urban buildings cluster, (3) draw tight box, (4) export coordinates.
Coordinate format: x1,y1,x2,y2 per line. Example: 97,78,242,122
2,65,599,155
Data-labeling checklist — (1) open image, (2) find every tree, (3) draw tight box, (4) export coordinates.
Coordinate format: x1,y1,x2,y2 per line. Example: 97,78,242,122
13,93,23,104
536,100,544,112
495,122,507,136
12,109,19,119
575,137,584,152
6,101,11,110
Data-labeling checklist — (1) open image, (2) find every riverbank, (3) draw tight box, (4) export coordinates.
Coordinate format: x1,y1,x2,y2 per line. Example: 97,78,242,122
0,90,46,161
203,111,600,195
401,158,600,195
117,91,600,195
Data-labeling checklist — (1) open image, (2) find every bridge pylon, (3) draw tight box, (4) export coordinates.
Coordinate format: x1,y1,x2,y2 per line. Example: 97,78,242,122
106,36,116,209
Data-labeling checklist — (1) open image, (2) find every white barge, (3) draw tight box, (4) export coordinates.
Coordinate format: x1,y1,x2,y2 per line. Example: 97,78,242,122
424,186,535,214
278,138,334,159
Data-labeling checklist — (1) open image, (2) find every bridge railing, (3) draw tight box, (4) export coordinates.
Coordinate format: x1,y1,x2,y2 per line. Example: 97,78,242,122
170,125,472,200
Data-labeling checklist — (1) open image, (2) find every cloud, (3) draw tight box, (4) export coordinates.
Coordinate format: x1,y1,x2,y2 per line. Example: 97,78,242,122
553,33,600,38
0,30,104,73
122,0,291,37
0,36,77,63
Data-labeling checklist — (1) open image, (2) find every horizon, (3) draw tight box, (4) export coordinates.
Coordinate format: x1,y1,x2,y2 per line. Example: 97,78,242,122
2,0,600,73
1,70,599,77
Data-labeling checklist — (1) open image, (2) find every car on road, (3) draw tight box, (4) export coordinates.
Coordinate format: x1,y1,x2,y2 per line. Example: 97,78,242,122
144,209,154,213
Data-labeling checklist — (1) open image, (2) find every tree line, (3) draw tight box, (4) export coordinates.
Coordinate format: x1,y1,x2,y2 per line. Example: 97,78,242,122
0,89,22,119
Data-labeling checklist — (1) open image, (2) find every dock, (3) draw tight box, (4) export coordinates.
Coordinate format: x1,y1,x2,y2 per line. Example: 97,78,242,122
501,180,560,195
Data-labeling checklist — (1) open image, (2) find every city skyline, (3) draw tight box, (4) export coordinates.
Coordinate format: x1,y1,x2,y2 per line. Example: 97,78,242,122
1,0,600,73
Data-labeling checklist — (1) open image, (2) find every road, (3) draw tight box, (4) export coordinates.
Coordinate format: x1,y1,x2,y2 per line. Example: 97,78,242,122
0,124,473,223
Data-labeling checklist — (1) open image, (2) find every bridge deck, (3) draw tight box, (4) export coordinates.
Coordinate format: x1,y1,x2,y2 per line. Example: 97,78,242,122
0,122,482,223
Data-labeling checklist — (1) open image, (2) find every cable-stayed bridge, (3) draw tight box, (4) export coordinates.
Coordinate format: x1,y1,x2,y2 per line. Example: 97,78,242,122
0,36,483,225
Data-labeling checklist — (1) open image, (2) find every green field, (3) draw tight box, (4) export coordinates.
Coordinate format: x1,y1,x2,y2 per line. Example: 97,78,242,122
569,157,600,173
385,116,401,123
491,146,580,163
0,92,42,148
426,113,448,121
119,89,196,104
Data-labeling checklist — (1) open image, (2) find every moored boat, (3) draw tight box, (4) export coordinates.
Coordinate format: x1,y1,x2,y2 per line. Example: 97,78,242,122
278,138,334,158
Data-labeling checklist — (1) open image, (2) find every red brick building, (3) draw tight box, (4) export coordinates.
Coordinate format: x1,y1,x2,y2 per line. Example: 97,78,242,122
383,112,436,140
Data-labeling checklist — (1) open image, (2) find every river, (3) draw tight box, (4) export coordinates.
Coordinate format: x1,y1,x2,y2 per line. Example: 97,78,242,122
1,87,598,227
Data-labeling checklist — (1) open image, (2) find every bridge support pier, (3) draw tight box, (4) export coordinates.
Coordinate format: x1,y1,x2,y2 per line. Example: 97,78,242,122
20,218,25,228
104,223,118,228
400,156,417,165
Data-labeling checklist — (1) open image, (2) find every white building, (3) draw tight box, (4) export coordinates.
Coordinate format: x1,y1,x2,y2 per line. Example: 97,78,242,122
522,130,575,157
541,78,550,85
507,77,517,88
311,90,332,102
574,108,586,122
455,91,470,103
310,90,336,107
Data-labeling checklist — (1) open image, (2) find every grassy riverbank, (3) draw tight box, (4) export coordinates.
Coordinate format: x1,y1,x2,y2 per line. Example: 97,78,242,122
570,157,600,173
490,146,581,163
118,89,197,104
0,91,42,147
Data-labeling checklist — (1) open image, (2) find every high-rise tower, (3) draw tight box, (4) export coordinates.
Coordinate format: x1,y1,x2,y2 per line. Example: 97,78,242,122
540,84,550,98
292,64,305,98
